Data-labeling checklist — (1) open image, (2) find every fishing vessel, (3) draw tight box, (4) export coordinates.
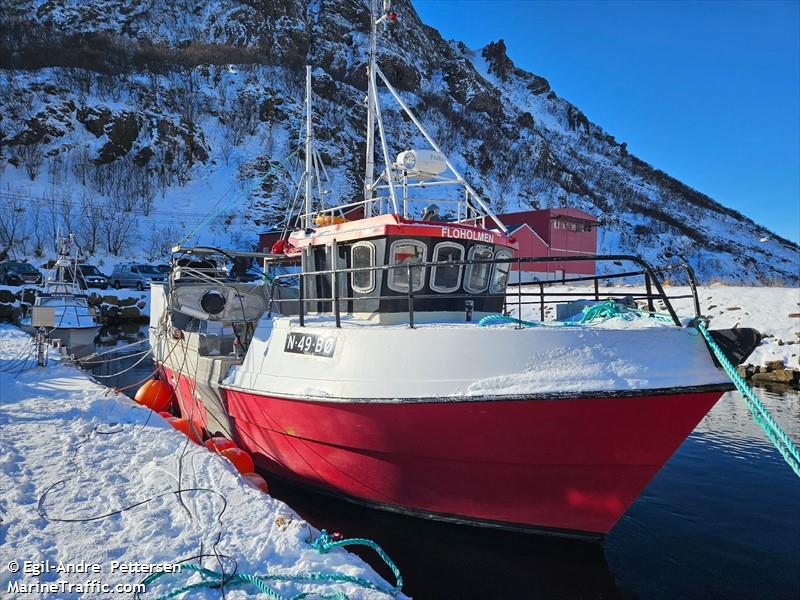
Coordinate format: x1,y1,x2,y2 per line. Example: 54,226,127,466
148,1,760,538
21,235,101,357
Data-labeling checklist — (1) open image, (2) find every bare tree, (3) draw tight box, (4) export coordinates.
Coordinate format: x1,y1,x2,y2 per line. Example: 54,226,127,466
71,147,92,187
29,203,47,257
219,133,234,166
77,194,104,255
101,199,136,255
145,224,180,261
44,194,63,253
18,142,44,180
0,197,26,260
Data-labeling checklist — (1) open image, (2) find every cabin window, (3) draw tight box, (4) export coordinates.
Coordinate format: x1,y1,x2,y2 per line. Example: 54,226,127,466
553,220,560,229
464,244,494,293
583,222,593,232
570,222,577,231
490,249,513,293
388,239,427,292
430,242,464,293
351,242,375,293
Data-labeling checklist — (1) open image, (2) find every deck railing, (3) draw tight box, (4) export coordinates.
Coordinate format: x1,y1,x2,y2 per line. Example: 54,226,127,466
267,255,701,329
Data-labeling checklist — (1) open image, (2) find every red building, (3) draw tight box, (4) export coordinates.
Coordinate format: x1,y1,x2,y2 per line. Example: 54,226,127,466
498,208,599,282
258,226,283,254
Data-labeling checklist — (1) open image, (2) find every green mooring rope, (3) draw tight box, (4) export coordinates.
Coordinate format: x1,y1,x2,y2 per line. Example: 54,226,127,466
135,530,402,600
696,321,800,478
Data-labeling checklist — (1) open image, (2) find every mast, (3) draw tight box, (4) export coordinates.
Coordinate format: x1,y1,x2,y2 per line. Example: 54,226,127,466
304,65,313,229
363,0,378,216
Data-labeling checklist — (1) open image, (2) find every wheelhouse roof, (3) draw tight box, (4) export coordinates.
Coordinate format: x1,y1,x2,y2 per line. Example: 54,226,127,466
287,214,519,250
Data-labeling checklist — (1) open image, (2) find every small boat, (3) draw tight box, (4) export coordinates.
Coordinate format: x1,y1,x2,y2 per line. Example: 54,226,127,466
21,235,101,358
149,1,760,539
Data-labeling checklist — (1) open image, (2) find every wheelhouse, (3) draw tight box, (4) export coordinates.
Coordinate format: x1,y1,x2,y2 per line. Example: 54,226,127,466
286,214,518,319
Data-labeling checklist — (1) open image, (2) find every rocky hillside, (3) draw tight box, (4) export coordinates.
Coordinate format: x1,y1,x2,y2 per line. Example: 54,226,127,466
0,0,797,283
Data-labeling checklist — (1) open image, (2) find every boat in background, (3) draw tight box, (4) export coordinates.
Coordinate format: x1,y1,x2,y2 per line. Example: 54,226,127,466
148,0,761,539
21,234,101,358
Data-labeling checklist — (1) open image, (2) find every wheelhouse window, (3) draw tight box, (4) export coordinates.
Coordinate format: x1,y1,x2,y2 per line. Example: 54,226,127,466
490,249,513,293
388,240,427,292
464,244,494,293
351,242,375,293
430,242,464,293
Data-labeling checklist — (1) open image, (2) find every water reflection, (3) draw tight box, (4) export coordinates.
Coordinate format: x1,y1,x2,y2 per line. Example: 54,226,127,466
89,327,800,599
269,478,622,599
606,390,800,600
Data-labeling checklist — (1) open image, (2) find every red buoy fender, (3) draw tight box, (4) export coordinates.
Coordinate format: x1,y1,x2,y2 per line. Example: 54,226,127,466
220,447,254,474
135,379,174,412
242,472,269,493
171,417,202,444
204,437,238,453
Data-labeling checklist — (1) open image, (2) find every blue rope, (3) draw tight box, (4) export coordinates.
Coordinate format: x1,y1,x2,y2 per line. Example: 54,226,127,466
697,321,800,478
478,313,543,327
479,299,672,328
136,530,402,600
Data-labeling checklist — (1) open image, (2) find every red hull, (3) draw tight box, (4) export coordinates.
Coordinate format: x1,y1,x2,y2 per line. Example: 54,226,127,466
165,363,722,536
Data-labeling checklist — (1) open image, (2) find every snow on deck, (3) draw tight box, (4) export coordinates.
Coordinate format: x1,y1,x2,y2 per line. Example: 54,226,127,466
515,285,800,369
0,325,402,599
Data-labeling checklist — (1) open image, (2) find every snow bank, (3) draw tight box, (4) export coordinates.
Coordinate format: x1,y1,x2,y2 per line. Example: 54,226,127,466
0,325,402,599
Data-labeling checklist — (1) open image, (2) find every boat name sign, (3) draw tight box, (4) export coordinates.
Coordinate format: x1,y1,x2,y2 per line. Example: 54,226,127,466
440,226,496,244
284,332,337,358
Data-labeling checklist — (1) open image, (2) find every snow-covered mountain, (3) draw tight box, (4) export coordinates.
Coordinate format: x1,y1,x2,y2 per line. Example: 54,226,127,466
1,0,797,283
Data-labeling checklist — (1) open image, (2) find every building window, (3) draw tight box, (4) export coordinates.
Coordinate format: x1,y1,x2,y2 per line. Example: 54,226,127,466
388,239,426,292
570,222,577,231
553,220,560,229
584,222,593,232
351,242,375,293
464,244,494,293
490,250,513,293
430,242,464,293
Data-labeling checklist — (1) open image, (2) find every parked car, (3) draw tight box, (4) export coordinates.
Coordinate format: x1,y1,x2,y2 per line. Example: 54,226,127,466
156,264,170,274
0,261,43,286
109,263,166,290
77,264,109,289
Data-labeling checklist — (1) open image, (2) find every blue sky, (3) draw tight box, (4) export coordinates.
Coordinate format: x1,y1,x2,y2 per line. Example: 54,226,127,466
414,0,800,244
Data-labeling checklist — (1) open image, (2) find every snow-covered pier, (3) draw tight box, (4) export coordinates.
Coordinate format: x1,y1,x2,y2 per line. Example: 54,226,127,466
0,325,402,599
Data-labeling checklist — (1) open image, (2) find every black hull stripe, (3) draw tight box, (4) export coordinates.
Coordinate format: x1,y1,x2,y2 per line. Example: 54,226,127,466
218,381,734,405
